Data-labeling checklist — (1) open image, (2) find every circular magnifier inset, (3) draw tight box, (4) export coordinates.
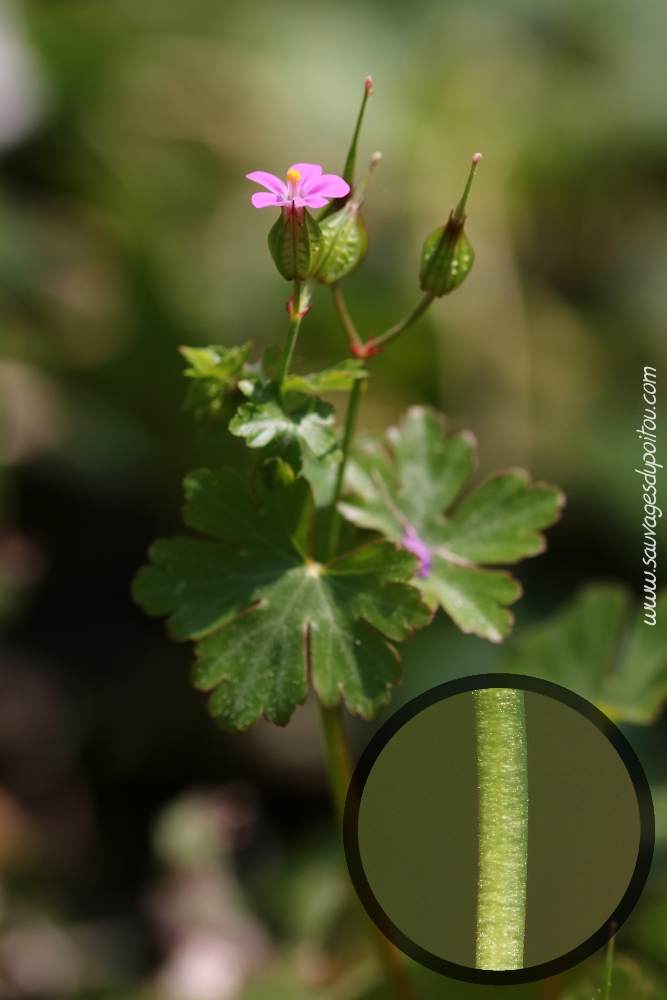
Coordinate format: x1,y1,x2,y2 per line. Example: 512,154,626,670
343,674,654,985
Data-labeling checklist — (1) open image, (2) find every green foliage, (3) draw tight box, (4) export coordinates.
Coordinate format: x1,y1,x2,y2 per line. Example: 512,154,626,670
636,891,667,972
132,462,431,731
229,380,341,463
560,955,667,1000
180,342,251,423
312,203,368,284
179,342,283,426
338,407,564,642
419,215,475,297
283,359,368,396
268,209,322,280
502,583,667,724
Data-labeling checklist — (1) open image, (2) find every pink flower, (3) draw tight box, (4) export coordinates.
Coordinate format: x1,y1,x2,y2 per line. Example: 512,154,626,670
246,163,350,218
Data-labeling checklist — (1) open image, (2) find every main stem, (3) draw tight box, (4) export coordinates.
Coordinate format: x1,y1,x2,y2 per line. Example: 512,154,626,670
474,688,529,971
276,278,303,385
319,375,411,998
317,702,418,1000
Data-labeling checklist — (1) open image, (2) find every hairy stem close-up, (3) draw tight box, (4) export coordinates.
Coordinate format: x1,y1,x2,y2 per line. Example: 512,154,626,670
474,687,529,970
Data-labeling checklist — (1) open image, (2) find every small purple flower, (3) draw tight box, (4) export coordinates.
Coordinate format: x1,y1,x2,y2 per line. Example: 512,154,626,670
246,163,350,219
402,525,433,578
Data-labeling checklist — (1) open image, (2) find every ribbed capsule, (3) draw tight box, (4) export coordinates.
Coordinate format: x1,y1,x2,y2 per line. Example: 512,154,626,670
267,208,323,280
312,202,368,284
419,153,481,298
419,215,475,297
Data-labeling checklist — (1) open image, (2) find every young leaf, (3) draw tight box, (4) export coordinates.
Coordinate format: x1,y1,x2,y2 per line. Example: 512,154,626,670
501,583,667,724
338,407,564,643
229,381,340,463
132,464,432,731
283,359,368,396
179,343,252,423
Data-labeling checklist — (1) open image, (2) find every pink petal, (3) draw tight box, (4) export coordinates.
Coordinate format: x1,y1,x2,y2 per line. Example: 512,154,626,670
302,195,330,209
251,191,286,209
301,173,350,199
246,171,287,197
289,163,322,186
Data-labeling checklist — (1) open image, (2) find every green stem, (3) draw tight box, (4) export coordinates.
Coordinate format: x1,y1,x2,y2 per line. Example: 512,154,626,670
370,292,435,351
317,702,418,1000
331,283,435,356
602,926,616,1000
318,702,353,827
327,377,363,559
276,278,302,385
474,688,529,971
332,282,364,352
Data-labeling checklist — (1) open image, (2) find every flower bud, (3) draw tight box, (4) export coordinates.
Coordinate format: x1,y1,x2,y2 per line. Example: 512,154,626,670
267,208,322,280
419,154,481,298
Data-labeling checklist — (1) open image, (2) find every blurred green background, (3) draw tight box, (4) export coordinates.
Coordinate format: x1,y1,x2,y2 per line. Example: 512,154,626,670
0,0,665,995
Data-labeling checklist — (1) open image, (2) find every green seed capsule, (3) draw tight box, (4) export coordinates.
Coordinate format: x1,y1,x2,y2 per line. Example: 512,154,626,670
419,213,475,297
419,153,481,298
312,203,368,284
267,208,322,280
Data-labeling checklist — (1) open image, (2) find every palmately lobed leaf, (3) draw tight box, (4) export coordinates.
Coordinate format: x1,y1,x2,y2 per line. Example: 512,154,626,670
501,582,667,724
430,470,566,564
338,406,564,642
132,463,432,731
